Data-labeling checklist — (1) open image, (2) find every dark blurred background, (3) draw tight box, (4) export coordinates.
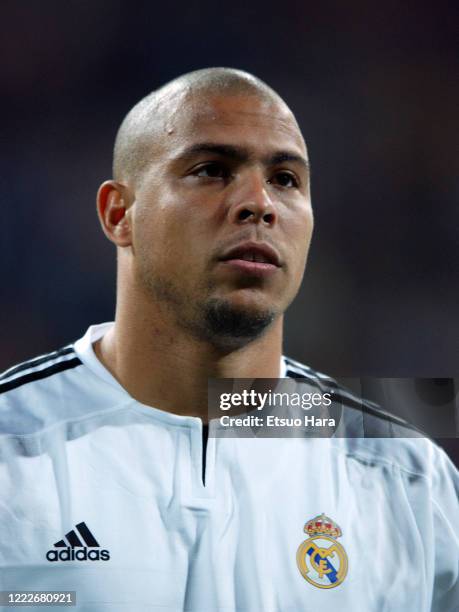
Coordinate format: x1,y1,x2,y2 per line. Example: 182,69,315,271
1,1,457,460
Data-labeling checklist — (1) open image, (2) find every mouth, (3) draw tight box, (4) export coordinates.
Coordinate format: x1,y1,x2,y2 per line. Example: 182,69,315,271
218,241,282,277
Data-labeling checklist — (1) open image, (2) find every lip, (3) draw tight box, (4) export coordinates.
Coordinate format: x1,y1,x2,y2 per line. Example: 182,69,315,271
219,241,282,267
218,241,282,278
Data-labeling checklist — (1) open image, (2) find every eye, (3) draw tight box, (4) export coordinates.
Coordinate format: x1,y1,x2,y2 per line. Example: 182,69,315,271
193,162,230,179
269,171,299,188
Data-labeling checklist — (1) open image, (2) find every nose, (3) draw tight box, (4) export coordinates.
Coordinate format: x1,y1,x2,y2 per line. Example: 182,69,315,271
227,171,277,227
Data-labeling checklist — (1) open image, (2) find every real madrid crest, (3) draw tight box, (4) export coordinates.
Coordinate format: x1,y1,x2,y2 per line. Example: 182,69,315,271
296,513,348,589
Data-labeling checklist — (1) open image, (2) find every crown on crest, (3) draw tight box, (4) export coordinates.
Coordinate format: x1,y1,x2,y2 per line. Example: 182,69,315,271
304,513,342,538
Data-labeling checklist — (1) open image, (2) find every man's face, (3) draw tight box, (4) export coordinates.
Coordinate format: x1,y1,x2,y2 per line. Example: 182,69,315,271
128,92,313,346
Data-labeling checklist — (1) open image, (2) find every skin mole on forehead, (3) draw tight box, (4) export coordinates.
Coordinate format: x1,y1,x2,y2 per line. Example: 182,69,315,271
113,70,307,184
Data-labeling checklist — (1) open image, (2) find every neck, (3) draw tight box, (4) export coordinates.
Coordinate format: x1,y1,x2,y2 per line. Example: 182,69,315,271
94,297,284,421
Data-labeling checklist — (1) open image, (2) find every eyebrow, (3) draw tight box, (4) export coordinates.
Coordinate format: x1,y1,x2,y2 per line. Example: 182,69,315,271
175,143,310,171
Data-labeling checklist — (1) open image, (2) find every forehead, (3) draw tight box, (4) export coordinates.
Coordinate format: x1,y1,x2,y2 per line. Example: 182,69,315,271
159,93,306,157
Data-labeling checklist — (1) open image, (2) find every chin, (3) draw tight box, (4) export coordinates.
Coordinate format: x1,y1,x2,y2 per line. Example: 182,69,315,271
199,296,277,348
218,287,280,313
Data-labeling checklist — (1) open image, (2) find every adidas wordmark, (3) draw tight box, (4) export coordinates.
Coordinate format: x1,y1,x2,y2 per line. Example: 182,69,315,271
46,521,110,562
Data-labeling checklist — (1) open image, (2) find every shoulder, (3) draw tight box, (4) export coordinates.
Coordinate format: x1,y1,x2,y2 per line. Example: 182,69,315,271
283,355,459,483
284,354,421,432
0,345,84,435
0,345,82,394
0,340,129,438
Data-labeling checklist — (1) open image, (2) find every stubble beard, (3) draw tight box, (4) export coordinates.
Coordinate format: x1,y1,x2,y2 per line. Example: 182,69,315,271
200,297,276,349
139,271,276,350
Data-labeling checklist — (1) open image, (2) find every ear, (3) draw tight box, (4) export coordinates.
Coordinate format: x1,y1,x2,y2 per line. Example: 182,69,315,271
96,180,133,247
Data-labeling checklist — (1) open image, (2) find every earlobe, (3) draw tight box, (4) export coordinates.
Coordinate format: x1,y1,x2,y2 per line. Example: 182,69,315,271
96,180,133,247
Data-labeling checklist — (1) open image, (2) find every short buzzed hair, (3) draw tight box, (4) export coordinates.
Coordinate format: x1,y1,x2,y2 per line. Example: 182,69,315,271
112,67,284,184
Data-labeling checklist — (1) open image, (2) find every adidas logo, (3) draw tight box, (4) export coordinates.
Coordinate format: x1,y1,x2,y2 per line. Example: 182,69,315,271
46,522,110,562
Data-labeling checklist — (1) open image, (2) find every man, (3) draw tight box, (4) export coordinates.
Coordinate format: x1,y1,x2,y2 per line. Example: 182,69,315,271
0,68,457,611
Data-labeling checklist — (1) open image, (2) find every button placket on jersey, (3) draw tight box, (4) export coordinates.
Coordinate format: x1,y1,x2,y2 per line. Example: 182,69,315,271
188,420,216,500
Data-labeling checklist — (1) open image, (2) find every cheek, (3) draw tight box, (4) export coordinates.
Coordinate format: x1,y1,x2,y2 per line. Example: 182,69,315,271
284,205,314,260
134,196,176,249
133,204,204,281
302,209,314,255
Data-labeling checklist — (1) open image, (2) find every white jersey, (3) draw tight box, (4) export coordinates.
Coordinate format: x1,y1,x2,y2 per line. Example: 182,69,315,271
0,322,458,611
